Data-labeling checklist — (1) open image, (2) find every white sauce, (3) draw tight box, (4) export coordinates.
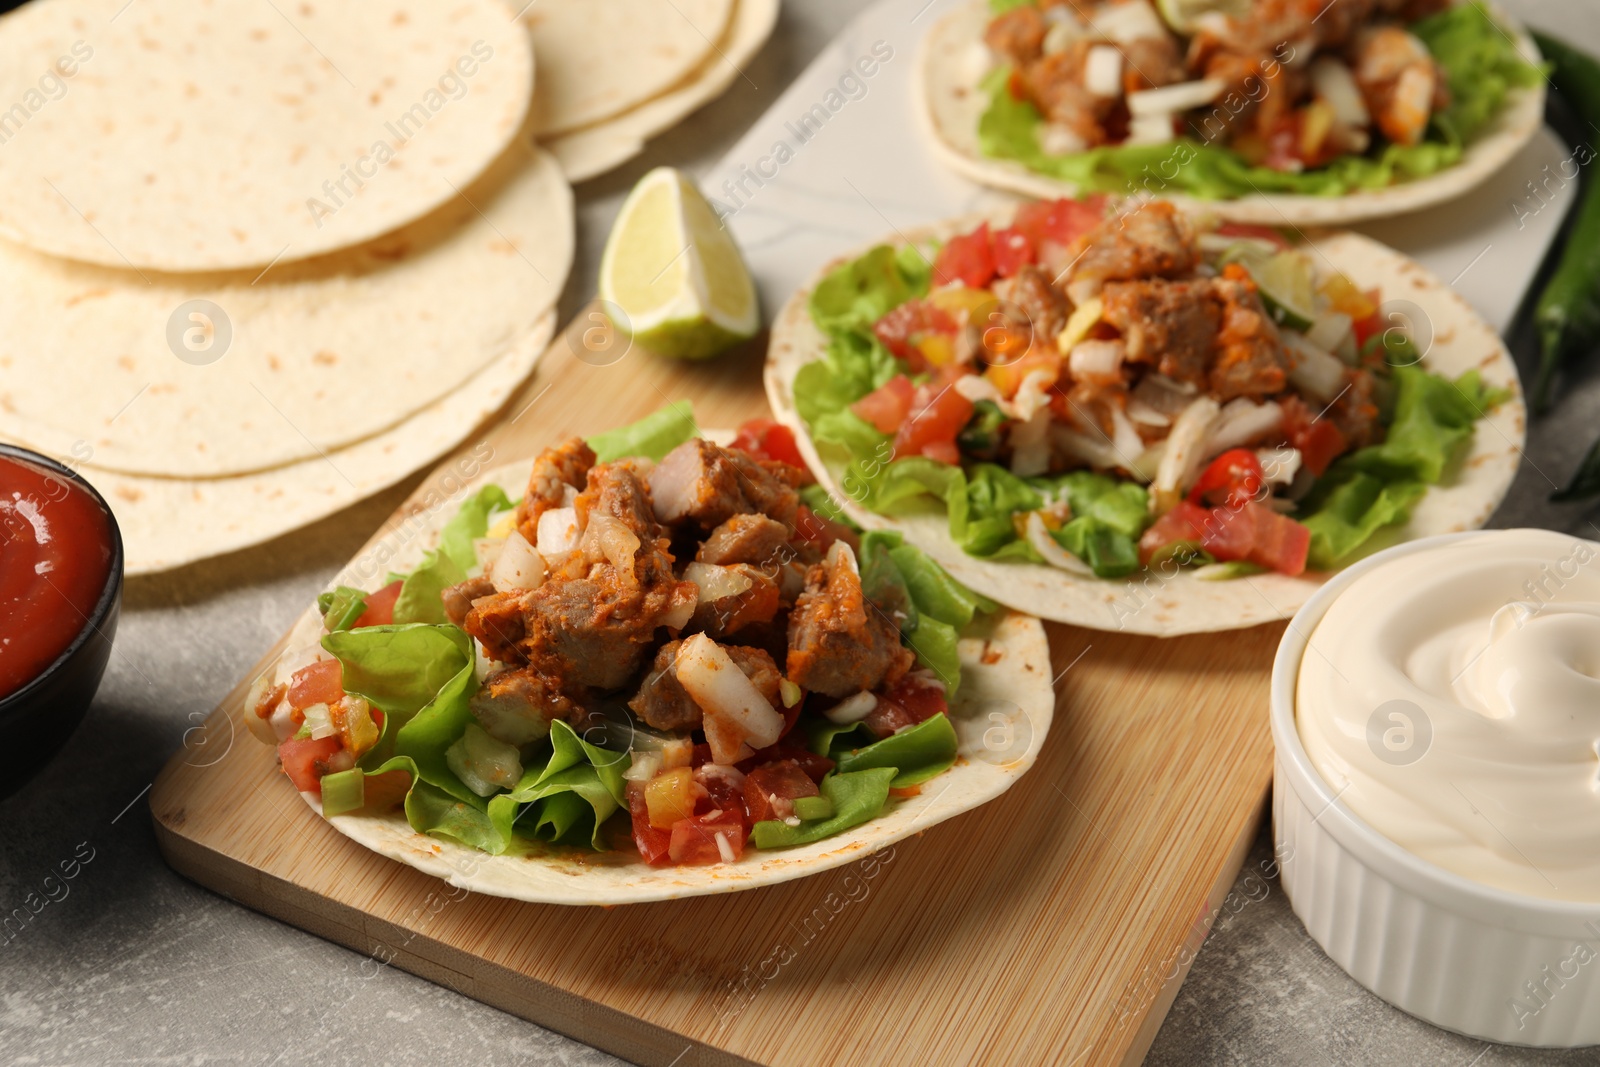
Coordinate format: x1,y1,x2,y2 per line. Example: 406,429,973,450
1296,529,1600,902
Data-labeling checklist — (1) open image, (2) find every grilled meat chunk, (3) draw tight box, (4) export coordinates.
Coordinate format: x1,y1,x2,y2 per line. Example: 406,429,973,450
649,439,802,531
442,575,496,627
1066,201,1199,304
521,571,697,691
1001,264,1072,345
984,4,1047,65
787,543,913,698
1100,278,1222,389
470,665,585,747
463,589,535,665
629,639,782,732
515,437,594,545
691,563,782,638
696,514,793,567
1210,273,1288,400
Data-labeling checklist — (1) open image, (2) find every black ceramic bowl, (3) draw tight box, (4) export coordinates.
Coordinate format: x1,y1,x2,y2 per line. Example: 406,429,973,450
0,443,123,798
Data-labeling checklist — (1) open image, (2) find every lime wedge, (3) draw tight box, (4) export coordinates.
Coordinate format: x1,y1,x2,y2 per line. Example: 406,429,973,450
1218,242,1317,332
1154,0,1248,33
598,167,759,361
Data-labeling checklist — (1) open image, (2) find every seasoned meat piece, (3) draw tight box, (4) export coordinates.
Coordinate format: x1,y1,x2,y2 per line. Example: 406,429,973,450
1066,201,1200,304
1023,45,1111,143
1328,367,1381,448
787,543,913,698
1121,36,1186,91
470,665,584,747
464,589,535,665
1002,264,1071,343
1210,273,1288,401
691,564,782,637
984,5,1047,65
1100,279,1222,389
522,571,697,691
556,461,679,587
442,575,496,627
649,439,801,531
515,437,594,545
630,640,781,732
697,513,793,567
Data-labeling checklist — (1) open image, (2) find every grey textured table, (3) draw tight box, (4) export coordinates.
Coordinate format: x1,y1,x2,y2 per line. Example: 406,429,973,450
4,1,1600,1064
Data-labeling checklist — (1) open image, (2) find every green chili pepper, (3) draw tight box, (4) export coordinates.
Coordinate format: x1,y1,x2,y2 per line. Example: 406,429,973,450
1529,32,1600,414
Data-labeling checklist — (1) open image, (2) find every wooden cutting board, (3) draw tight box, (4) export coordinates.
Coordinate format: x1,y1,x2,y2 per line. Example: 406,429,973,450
151,312,1277,1067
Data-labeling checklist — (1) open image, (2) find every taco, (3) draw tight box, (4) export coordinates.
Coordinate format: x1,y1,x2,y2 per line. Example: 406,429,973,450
763,196,1524,635
243,410,1053,904
918,0,1544,224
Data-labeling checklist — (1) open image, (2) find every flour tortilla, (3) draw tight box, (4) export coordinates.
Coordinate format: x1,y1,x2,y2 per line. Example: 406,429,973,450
75,311,556,577
523,0,734,139
917,0,1545,225
0,140,572,479
0,0,534,271
764,219,1526,636
544,0,779,183
259,453,1055,905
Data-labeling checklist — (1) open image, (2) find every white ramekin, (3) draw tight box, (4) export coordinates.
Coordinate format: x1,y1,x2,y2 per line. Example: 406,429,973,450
1272,531,1600,1048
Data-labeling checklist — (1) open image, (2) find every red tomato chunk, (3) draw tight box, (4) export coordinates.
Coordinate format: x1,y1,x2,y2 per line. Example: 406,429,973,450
743,760,820,823
354,580,402,628
668,810,748,865
287,659,344,711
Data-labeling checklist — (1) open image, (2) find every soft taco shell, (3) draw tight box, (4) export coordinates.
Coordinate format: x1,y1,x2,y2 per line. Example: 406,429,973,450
0,0,534,271
917,0,1545,226
261,453,1055,905
543,0,779,183
523,0,734,139
0,140,572,479
764,219,1525,636
83,310,555,577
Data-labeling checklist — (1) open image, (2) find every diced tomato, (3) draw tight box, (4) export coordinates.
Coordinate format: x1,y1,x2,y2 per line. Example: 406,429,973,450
893,381,974,462
1013,196,1108,250
695,767,748,821
730,419,809,473
984,347,1061,397
1281,396,1348,477
668,809,748,865
933,222,996,289
1247,505,1311,577
353,580,402,628
287,659,344,711
1214,222,1291,249
851,374,915,434
873,300,958,367
793,505,859,554
743,760,821,823
740,741,834,783
1138,501,1209,566
628,786,673,865
863,675,949,739
1199,503,1258,563
277,735,345,794
1260,114,1305,173
1189,449,1265,510
990,225,1035,278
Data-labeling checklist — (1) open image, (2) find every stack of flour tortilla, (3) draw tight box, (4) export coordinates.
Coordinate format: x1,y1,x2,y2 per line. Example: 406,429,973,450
0,0,772,574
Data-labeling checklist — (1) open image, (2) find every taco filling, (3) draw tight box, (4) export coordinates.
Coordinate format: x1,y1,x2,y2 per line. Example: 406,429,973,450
790,196,1509,581
973,0,1540,198
247,414,1003,867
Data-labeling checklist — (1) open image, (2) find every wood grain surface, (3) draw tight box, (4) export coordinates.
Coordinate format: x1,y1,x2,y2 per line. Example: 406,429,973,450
151,310,1277,1066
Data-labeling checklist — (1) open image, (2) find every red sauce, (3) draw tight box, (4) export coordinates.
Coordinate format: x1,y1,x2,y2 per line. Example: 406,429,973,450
0,456,114,699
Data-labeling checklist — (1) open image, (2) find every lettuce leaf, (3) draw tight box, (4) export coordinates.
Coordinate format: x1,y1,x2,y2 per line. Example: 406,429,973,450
486,720,628,850
749,768,898,848
832,713,959,788
974,2,1539,200
1300,474,1427,570
390,484,512,625
588,401,700,463
439,484,512,571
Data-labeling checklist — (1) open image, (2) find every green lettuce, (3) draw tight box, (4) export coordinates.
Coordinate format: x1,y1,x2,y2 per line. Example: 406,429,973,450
833,714,959,788
317,586,368,632
390,484,511,625
485,720,628,850
749,768,899,848
588,401,700,462
856,530,991,693
974,2,1540,200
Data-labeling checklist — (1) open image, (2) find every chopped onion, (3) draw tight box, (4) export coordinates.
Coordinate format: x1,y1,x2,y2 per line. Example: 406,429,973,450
1040,122,1088,156
954,373,1005,406
1126,399,1170,427
623,751,662,782
825,691,878,724
1109,404,1145,463
1310,58,1369,127
1012,368,1057,422
243,672,281,745
1204,398,1284,457
1305,311,1353,354
583,513,642,579
490,531,545,593
1042,17,1081,54
1068,338,1124,381
1127,79,1224,117
827,538,859,575
1010,410,1052,478
676,633,784,763
683,562,754,603
1051,424,1122,470
714,832,736,865
1026,512,1095,576
660,737,693,770
1283,332,1348,402
1257,446,1302,486
779,678,803,708
302,702,335,741
1084,45,1123,97
1152,396,1220,514
660,595,696,632
696,762,747,791
1125,113,1179,146
1088,0,1167,43
1130,438,1166,483
473,536,505,572
536,506,579,555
